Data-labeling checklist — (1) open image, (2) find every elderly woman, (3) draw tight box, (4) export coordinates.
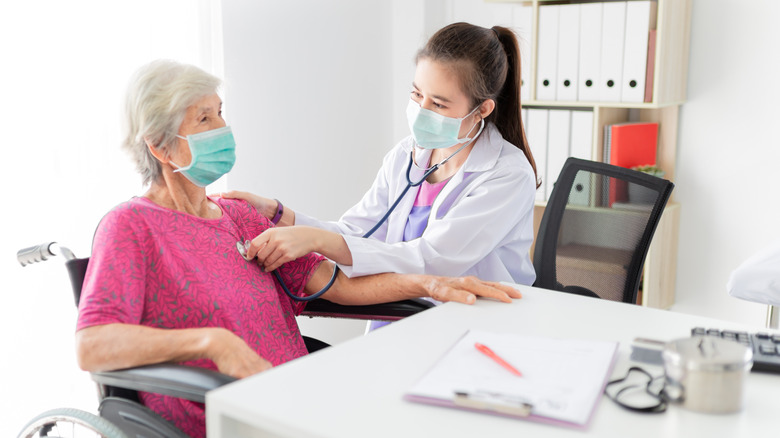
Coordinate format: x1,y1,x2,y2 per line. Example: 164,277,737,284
74,59,521,438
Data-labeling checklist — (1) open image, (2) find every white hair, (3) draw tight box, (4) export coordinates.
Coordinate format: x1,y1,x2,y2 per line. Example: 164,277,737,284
122,59,222,185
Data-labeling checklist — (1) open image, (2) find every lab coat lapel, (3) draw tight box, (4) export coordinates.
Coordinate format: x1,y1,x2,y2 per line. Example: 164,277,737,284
430,124,502,219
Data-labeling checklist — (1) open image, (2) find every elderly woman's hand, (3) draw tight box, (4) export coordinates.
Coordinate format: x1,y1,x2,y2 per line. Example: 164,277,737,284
207,328,273,379
423,276,522,304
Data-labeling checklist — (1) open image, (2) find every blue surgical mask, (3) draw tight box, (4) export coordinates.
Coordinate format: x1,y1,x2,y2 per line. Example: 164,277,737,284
406,99,482,149
171,126,236,187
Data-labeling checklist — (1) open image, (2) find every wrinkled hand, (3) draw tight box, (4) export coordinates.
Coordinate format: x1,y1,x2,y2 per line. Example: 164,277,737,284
209,328,273,379
216,190,277,220
423,276,522,304
247,226,320,272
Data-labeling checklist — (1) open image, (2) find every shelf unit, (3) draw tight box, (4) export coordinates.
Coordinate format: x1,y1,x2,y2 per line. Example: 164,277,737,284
512,0,692,308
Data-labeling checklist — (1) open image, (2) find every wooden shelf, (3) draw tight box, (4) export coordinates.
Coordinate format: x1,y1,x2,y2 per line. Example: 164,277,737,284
515,0,689,309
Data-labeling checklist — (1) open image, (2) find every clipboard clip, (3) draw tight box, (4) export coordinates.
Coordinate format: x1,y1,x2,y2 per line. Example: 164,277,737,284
453,390,533,417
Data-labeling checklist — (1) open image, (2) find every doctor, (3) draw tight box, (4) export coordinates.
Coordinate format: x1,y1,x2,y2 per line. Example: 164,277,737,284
227,22,539,288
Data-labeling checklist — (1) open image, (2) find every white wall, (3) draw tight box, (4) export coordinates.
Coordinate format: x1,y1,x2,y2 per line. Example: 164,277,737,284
671,0,780,326
221,0,405,343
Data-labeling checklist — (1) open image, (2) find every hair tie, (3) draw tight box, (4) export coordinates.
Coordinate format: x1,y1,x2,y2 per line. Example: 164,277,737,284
491,27,500,38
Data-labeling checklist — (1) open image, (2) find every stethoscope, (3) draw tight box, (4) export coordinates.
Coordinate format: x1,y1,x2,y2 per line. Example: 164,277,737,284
240,120,484,301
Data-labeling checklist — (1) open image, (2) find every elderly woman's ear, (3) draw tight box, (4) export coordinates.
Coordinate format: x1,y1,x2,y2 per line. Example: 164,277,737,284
145,138,168,163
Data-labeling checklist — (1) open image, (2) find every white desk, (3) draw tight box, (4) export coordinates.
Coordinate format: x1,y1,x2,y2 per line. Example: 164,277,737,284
207,285,780,437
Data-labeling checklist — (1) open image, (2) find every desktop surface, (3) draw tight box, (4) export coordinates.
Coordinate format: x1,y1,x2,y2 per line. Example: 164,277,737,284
207,285,780,438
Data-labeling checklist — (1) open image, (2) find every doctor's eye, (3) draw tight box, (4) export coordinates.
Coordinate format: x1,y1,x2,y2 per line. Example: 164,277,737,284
410,90,423,100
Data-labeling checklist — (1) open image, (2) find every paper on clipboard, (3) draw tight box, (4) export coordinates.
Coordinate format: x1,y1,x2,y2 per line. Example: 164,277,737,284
404,329,618,429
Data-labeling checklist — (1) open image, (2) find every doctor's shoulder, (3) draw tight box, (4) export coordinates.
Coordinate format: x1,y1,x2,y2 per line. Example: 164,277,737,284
495,139,535,176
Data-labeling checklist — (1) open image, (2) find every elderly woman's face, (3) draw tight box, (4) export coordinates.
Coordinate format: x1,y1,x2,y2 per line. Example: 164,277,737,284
169,93,226,167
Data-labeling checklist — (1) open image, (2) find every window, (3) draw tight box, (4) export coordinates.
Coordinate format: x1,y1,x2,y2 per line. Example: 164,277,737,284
0,1,223,433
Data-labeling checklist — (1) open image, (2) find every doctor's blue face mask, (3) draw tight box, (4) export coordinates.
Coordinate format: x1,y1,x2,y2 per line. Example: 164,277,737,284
170,126,236,187
406,99,482,149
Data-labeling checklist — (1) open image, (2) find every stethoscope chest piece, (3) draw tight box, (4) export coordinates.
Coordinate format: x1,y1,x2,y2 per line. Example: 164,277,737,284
236,240,252,261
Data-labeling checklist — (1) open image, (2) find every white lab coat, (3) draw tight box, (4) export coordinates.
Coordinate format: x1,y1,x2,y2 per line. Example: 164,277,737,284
727,240,780,306
296,122,537,285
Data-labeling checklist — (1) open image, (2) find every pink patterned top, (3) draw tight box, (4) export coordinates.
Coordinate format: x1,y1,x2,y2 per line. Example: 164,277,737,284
76,196,324,438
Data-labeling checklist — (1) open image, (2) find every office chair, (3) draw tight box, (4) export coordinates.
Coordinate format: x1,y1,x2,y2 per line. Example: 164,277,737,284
16,242,431,437
533,157,674,304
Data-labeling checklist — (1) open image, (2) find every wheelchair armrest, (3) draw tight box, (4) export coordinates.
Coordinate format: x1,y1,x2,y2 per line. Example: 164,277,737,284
301,298,435,321
91,364,236,404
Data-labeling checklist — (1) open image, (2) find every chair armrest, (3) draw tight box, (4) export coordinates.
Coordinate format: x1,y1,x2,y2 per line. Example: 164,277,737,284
301,298,435,321
91,364,236,404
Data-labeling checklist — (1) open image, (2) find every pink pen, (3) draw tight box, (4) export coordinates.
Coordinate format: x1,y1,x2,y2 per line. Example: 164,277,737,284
475,342,523,377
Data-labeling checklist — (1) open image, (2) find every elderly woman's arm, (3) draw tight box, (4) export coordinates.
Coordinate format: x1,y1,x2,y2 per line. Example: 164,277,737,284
75,323,272,379
312,261,522,305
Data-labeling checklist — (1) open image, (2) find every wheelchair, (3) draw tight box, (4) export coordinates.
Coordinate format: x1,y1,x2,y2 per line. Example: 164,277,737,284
16,242,431,437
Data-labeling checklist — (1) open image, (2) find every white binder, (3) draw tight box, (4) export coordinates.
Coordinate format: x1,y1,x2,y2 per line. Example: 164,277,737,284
536,5,560,101
569,110,595,206
546,110,572,201
513,5,533,101
621,1,657,102
598,2,627,102
556,4,580,102
577,2,602,102
526,109,549,202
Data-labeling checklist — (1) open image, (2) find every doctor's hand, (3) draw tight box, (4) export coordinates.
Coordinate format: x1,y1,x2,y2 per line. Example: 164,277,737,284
247,226,317,272
247,226,352,272
217,190,278,221
423,276,523,305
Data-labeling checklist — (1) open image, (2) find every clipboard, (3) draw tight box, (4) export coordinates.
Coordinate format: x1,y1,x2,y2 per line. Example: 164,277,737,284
403,329,618,429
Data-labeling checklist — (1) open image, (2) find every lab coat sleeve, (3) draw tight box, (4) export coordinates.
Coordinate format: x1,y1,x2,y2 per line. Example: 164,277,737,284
727,240,780,306
340,158,536,280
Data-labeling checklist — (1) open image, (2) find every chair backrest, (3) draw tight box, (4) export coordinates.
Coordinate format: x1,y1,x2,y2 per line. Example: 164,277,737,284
533,157,674,304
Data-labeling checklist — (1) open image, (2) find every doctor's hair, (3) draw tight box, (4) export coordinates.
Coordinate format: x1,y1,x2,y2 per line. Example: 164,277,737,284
122,59,222,186
417,22,539,188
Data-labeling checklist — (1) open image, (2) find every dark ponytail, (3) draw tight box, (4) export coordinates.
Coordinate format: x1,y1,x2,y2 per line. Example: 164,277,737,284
417,23,539,188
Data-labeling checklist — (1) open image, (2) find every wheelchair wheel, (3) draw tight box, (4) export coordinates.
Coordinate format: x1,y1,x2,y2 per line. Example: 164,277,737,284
17,407,128,438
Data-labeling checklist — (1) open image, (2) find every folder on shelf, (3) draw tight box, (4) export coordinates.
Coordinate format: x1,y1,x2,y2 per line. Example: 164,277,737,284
621,1,657,103
513,4,533,101
526,109,549,202
536,5,560,101
569,110,594,206
556,4,580,101
577,2,603,102
404,329,618,429
598,1,627,102
602,122,659,205
546,110,572,201
644,29,657,103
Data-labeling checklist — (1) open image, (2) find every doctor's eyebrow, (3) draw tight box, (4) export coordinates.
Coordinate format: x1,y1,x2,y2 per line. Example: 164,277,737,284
411,82,452,103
